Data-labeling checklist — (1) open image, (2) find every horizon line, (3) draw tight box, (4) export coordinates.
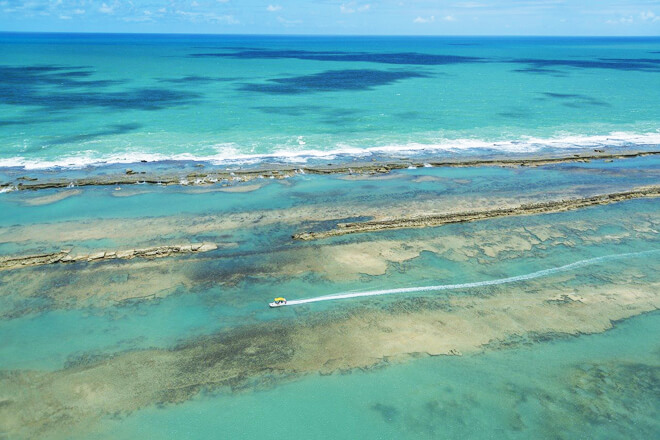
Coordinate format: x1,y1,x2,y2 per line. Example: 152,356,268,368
1,30,660,38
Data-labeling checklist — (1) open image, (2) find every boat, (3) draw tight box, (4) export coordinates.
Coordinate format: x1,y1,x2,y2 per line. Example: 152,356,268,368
269,297,287,308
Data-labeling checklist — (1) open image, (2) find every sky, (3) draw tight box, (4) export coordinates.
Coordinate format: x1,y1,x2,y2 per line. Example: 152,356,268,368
1,0,660,35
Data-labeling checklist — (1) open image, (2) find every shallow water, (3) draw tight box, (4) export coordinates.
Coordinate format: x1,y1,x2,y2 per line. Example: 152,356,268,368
1,35,659,438
85,311,660,440
0,162,658,377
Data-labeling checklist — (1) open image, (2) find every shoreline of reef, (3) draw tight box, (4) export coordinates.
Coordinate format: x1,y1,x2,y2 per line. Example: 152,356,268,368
294,186,660,240
1,149,658,193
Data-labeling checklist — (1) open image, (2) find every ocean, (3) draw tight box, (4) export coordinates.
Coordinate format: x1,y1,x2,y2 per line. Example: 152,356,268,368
1,33,660,169
0,34,659,439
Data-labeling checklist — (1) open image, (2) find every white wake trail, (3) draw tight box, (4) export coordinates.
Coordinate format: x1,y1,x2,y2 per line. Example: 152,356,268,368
283,250,659,307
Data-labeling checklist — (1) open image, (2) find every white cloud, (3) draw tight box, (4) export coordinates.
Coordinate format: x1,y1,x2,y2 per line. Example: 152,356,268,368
267,5,282,12
340,3,370,14
277,16,302,25
605,16,634,25
99,3,114,14
414,16,435,23
340,4,355,14
176,10,239,24
444,15,456,21
122,16,154,23
73,9,84,15
59,14,71,20
640,11,660,22
452,2,486,8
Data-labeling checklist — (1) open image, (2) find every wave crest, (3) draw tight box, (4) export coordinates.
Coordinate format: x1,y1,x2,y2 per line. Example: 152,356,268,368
1,131,659,170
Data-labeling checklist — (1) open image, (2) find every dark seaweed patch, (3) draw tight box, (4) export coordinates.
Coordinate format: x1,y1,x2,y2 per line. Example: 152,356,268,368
41,123,142,147
371,403,399,422
483,331,576,350
0,64,199,111
191,49,483,66
544,93,583,99
240,69,429,95
512,58,660,72
191,48,660,73
567,361,660,429
498,110,532,119
601,57,660,65
157,75,242,84
512,67,567,77
0,115,71,127
64,351,116,369
539,92,610,108
192,46,267,51
395,111,423,120
0,64,122,88
173,323,295,377
252,105,326,116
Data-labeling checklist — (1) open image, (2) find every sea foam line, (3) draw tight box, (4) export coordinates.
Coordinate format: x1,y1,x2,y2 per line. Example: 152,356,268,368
283,250,659,306
2,131,660,170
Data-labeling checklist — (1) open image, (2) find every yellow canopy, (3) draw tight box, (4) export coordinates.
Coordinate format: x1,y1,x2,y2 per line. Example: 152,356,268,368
274,297,286,302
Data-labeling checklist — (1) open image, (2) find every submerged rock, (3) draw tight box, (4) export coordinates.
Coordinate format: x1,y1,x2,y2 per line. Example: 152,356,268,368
293,186,660,240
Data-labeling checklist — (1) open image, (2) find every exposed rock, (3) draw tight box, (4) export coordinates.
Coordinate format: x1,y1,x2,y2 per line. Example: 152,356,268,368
115,250,134,259
87,252,106,261
198,243,218,252
2,150,658,192
293,186,660,240
0,243,218,271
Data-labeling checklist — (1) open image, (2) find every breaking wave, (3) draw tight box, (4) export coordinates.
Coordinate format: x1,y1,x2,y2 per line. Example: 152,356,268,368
1,131,659,170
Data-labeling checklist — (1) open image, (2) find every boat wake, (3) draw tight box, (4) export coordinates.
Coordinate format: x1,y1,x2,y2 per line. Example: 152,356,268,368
283,250,659,306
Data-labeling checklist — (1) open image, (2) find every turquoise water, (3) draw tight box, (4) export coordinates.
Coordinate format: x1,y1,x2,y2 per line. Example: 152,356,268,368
0,163,658,438
1,34,659,440
1,34,660,168
89,311,660,440
2,155,659,228
1,162,658,372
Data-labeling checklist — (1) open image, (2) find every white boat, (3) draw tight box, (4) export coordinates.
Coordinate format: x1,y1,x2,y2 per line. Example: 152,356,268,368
269,297,287,308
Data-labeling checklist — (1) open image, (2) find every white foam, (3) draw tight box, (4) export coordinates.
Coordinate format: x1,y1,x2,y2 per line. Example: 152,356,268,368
1,131,659,170
282,250,659,307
